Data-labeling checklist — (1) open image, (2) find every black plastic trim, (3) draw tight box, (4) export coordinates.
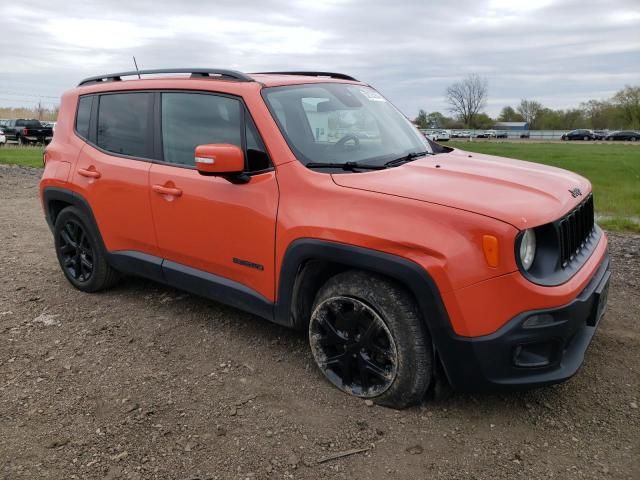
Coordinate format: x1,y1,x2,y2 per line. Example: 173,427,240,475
107,251,164,283
104,252,273,321
440,253,611,391
42,187,103,240
162,260,273,320
275,238,452,333
252,71,358,81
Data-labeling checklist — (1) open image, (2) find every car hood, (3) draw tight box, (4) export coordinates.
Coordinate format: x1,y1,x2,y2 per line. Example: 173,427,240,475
331,149,591,229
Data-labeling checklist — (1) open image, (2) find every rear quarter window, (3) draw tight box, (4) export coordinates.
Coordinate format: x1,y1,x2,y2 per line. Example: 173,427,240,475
75,96,92,139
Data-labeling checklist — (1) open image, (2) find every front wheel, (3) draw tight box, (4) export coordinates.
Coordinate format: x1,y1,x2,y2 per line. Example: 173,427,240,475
308,271,432,409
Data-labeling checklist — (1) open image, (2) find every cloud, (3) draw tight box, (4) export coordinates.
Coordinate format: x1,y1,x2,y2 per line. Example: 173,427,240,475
0,0,638,117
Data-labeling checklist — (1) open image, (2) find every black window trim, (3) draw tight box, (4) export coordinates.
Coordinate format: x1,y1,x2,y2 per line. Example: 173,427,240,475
75,88,274,175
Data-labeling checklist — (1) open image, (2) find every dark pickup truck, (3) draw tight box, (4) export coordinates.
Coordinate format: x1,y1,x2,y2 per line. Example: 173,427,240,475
3,119,53,145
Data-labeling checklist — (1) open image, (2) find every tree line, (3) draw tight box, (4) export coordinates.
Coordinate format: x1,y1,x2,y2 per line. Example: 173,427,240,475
0,104,59,122
414,74,640,131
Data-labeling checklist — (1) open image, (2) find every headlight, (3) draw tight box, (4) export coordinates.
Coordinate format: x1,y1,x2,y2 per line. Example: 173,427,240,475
519,229,537,271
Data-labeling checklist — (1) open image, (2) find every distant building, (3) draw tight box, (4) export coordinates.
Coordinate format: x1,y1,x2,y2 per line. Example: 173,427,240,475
494,121,529,130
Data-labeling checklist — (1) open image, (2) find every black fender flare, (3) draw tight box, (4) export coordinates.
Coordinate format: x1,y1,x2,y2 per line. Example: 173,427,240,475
274,239,458,365
41,187,103,247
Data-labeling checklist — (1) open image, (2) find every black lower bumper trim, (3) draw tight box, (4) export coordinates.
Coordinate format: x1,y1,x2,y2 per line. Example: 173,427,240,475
438,253,610,392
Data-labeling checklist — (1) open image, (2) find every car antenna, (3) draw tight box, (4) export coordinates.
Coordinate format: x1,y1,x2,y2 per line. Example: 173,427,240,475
132,56,141,79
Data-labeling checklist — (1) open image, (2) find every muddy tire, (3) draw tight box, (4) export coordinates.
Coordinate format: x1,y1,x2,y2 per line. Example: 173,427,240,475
54,206,119,292
309,270,432,409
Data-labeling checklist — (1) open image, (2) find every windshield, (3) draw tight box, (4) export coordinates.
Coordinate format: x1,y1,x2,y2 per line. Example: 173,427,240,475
262,83,431,166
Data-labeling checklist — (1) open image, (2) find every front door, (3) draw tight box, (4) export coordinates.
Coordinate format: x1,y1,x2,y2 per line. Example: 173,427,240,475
149,91,278,301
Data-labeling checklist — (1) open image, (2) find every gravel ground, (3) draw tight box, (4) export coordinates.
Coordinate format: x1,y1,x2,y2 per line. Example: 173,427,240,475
0,164,638,480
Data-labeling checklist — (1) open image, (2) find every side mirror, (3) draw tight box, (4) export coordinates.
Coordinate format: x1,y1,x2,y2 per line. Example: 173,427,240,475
194,144,249,183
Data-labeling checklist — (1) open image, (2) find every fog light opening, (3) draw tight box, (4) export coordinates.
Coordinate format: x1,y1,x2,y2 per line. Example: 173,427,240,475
522,313,556,328
513,341,558,368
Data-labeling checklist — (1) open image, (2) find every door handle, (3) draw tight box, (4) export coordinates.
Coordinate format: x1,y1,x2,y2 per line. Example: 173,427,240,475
152,184,183,197
77,168,101,179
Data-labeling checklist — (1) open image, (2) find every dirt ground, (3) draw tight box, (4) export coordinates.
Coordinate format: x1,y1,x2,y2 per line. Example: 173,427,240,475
0,164,638,480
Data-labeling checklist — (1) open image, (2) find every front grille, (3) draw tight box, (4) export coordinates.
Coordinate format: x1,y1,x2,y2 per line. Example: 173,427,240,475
556,195,595,268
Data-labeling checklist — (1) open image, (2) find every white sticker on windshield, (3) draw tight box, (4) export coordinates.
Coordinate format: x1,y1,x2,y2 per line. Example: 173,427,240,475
360,88,387,102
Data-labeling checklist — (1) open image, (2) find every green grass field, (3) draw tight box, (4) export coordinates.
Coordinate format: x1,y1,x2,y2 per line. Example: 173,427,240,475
1,143,638,231
0,145,43,167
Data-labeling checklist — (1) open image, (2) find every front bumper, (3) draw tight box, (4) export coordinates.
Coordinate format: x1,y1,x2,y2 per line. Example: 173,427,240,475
438,253,610,392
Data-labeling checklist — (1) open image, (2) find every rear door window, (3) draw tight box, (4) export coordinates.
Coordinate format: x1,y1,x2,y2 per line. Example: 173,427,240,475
97,93,152,158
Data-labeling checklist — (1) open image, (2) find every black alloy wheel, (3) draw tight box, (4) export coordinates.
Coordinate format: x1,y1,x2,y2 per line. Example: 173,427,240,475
309,296,397,398
57,219,94,283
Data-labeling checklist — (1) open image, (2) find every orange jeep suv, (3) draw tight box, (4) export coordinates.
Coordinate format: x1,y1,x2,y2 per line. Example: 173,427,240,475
40,69,610,408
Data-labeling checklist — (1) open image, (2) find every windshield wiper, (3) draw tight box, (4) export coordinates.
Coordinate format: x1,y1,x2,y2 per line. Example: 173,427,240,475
306,161,387,171
384,151,431,167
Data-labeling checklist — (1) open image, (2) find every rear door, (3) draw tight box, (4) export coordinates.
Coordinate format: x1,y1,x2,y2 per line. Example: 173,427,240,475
148,91,278,301
72,92,160,257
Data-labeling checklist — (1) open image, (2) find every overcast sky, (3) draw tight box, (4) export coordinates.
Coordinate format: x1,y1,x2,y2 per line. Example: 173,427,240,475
1,0,638,117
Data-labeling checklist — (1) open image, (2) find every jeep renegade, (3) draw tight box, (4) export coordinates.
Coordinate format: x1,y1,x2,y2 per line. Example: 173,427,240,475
40,69,610,408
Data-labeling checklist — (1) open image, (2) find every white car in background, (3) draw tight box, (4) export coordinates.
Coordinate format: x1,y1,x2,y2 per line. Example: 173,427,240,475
0,128,6,146
424,129,450,142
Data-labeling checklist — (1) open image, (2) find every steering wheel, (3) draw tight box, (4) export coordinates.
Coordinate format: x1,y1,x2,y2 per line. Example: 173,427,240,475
333,134,361,151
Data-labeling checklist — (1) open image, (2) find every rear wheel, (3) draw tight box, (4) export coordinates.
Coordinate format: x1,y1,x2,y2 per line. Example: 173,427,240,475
583,136,589,141
54,207,119,292
632,137,637,142
309,271,432,409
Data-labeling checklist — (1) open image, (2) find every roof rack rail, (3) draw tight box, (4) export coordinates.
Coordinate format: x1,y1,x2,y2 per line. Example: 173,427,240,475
253,71,358,81
78,68,253,86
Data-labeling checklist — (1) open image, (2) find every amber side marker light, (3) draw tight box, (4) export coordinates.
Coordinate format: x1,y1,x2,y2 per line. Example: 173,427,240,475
482,235,499,268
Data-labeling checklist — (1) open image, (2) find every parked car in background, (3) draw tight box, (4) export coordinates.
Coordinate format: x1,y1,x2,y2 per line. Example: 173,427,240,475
423,130,450,142
593,130,609,140
485,130,508,139
561,129,596,141
605,130,639,141
2,119,53,145
0,128,6,146
452,130,470,138
0,119,9,128
474,132,489,138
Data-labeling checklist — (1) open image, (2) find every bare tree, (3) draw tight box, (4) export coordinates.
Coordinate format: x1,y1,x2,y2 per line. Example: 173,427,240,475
517,99,544,129
445,74,488,127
